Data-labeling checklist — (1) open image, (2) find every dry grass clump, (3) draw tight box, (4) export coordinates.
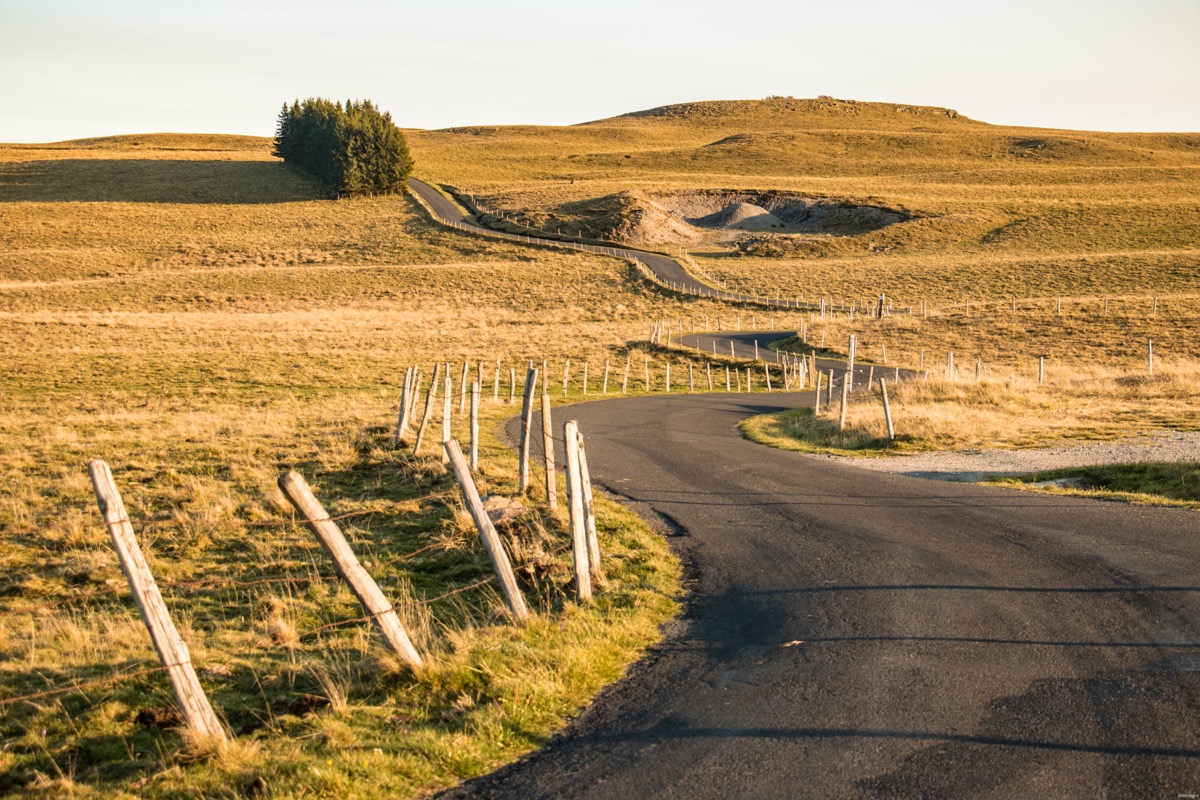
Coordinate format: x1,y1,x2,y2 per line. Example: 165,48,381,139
744,360,1200,455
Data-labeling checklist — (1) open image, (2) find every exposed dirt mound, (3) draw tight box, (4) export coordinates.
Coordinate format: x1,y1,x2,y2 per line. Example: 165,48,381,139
465,187,909,250
694,202,786,232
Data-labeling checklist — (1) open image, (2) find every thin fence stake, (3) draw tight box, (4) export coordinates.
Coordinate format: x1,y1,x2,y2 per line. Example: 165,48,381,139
414,362,442,456
541,391,556,511
469,381,480,472
575,428,600,573
880,378,895,442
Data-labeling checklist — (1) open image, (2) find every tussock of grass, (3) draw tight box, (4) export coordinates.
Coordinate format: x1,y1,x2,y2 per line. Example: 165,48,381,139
743,361,1200,457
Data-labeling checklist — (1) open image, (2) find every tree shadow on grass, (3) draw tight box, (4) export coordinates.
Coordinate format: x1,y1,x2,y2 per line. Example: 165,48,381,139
0,159,323,204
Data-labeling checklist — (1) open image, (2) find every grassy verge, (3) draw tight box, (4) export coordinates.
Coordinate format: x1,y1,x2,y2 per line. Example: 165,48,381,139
983,463,1200,510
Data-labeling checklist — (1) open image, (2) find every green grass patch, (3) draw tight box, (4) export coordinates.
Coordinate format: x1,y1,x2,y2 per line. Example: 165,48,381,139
984,462,1200,510
740,406,915,457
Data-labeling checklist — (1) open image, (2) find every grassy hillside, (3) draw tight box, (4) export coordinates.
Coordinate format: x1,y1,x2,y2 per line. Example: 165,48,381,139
2,95,1198,793
0,134,705,797
408,96,1200,305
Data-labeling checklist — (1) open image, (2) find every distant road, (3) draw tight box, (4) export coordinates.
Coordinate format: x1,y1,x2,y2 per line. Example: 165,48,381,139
408,178,804,306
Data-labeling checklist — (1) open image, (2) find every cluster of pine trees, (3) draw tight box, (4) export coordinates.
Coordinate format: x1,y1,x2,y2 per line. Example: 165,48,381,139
273,98,414,198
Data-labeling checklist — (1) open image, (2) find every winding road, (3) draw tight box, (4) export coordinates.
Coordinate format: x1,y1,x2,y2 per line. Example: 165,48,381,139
413,181,1200,797
409,178,808,306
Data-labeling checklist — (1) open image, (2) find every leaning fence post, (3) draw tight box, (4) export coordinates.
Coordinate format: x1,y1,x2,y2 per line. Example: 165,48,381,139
443,441,530,622
519,367,539,494
880,378,896,442
563,421,593,603
88,460,227,742
575,428,601,574
278,470,424,669
541,390,557,511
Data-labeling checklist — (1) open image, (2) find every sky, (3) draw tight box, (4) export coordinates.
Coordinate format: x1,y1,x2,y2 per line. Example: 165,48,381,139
1,0,1198,142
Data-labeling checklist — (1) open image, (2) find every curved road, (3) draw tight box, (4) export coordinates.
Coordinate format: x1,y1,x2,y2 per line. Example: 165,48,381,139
434,331,1200,798
409,178,815,307
412,182,1200,795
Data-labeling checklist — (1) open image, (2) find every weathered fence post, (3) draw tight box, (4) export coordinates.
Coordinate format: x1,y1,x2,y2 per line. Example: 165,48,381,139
622,358,630,393
764,362,772,391
563,421,593,603
413,362,442,456
89,460,227,741
494,359,501,403
838,375,850,431
880,378,895,442
470,381,480,472
519,367,539,494
707,362,713,391
509,366,516,404
541,390,556,511
582,361,589,395
562,359,571,397
394,366,413,447
278,470,424,669
689,363,695,392
458,361,469,414
442,370,453,464
1038,356,1045,386
575,428,600,573
814,371,823,414
665,363,671,393
847,334,857,391
443,441,530,622
603,358,611,394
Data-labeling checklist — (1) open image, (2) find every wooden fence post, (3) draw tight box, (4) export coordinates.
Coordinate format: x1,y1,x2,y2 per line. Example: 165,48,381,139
442,370,452,464
458,361,469,414
575,428,600,573
563,421,593,603
494,360,501,403
394,366,413,447
689,363,695,392
443,441,530,622
726,366,731,392
582,361,589,395
847,334,857,391
764,363,772,391
562,359,571,397
880,378,895,442
470,381,480,472
622,358,630,393
413,362,442,456
707,362,713,391
838,375,850,431
88,460,227,741
1038,356,1045,386
541,391,557,511
603,358,611,394
278,470,424,669
665,363,671,393
814,371,823,414
519,367,539,494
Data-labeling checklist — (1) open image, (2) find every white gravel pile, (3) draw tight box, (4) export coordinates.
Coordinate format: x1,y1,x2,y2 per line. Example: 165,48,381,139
825,430,1200,482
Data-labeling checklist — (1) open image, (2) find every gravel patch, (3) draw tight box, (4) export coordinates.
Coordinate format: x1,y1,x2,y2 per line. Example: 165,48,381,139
822,431,1200,482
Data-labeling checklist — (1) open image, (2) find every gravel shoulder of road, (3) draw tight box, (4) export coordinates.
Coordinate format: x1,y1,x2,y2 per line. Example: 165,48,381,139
819,430,1200,482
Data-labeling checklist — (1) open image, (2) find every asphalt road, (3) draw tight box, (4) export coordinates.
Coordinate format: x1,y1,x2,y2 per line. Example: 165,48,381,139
437,366,1199,799
412,179,1200,796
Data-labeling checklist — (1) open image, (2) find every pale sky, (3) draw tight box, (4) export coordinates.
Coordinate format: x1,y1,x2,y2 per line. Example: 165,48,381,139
1,0,1198,142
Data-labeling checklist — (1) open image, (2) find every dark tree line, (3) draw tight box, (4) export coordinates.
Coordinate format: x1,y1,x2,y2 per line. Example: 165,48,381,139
273,98,414,198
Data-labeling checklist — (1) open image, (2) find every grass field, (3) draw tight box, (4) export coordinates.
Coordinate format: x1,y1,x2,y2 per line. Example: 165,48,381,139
2,95,1198,793
0,134,710,796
